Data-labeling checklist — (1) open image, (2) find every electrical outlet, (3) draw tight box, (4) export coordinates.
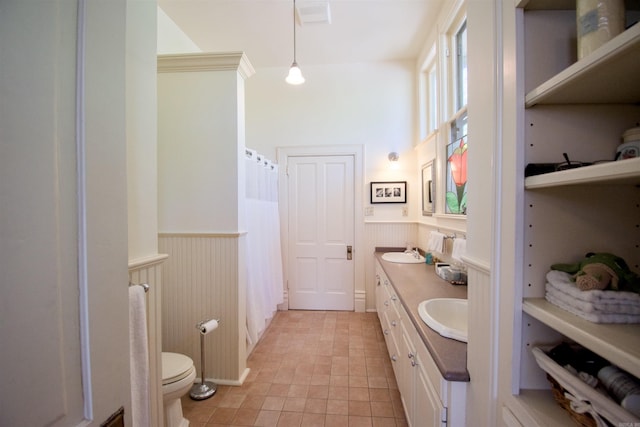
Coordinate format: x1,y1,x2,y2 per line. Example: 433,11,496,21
365,206,374,216
402,207,408,216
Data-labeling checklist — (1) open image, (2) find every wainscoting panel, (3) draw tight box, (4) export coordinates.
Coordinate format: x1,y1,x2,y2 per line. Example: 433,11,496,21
465,258,495,427
159,234,247,384
128,254,168,427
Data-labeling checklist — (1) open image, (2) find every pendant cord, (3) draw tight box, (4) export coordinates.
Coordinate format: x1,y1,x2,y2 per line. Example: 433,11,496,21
292,0,297,63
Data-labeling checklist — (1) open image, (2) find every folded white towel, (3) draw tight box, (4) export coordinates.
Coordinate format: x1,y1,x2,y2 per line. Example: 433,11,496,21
545,291,640,324
545,284,640,315
451,238,466,262
427,231,445,253
546,270,640,306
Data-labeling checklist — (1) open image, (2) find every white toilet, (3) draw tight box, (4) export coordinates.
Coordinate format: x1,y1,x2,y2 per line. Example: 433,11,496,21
162,352,196,427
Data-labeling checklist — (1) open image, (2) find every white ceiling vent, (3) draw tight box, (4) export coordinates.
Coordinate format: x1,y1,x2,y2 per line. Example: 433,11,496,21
296,1,331,25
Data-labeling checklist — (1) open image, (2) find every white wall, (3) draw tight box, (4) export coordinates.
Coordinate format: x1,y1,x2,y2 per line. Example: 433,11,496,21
157,6,201,54
245,60,421,221
158,69,244,232
128,0,159,260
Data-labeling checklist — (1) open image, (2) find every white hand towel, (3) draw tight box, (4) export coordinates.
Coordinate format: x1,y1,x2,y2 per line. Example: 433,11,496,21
451,238,466,262
129,286,150,427
427,231,445,253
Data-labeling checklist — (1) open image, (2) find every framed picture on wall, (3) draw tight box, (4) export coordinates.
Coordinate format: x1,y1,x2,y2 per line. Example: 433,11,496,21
370,181,407,204
422,161,434,215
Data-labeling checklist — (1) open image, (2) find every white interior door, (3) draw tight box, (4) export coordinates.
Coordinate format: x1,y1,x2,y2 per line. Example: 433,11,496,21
287,155,355,310
1,1,132,425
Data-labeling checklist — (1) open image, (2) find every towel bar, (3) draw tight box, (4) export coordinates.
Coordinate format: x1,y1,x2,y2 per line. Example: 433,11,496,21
129,282,149,293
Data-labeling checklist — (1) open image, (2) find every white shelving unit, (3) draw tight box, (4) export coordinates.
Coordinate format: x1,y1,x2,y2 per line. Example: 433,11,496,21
513,2,640,424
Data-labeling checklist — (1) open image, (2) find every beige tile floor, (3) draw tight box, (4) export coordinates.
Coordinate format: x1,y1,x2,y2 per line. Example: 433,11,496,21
182,310,408,427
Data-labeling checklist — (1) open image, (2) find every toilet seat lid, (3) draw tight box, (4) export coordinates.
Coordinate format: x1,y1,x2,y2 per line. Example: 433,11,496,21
162,352,194,385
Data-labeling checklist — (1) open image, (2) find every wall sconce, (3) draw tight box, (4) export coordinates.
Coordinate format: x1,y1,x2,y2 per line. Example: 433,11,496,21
388,152,400,170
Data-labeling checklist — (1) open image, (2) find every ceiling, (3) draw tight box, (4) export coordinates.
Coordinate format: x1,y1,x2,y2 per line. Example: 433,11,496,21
158,0,446,68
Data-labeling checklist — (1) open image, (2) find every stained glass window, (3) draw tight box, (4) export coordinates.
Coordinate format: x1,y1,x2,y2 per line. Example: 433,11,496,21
446,112,467,215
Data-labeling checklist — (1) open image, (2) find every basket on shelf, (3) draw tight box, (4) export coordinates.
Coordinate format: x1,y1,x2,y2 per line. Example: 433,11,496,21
546,374,596,427
532,346,640,427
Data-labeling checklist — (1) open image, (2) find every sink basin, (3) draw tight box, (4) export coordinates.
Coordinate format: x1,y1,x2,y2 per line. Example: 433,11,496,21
381,252,426,264
418,298,468,343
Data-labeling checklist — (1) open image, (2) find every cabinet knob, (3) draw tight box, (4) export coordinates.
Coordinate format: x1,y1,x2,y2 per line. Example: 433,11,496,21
408,352,414,359
391,320,397,327
384,329,389,335
411,360,417,367
391,295,397,301
391,355,398,362
384,301,389,306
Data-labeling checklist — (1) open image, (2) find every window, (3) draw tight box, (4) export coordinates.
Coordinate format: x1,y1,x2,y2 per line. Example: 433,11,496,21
421,45,438,138
416,5,467,217
445,18,468,215
455,21,467,112
427,65,438,134
446,111,467,214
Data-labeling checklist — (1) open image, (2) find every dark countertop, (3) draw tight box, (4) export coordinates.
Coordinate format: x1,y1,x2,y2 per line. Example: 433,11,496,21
375,249,470,382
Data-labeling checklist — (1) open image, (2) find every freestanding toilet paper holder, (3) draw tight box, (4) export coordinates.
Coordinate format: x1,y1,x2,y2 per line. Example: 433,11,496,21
189,318,220,400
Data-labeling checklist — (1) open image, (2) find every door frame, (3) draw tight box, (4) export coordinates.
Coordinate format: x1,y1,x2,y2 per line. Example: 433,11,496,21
277,145,365,312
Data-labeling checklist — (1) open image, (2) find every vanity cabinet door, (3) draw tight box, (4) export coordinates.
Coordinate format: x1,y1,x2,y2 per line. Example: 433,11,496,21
414,349,446,427
398,306,446,427
397,321,413,417
375,272,385,320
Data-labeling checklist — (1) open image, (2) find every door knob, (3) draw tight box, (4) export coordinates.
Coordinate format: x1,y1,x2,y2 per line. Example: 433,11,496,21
347,245,352,260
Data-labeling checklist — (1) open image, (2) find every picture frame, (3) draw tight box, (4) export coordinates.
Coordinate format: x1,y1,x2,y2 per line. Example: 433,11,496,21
370,181,407,204
421,161,435,216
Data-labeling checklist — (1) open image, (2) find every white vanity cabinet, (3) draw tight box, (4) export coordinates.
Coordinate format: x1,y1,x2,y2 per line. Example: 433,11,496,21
375,260,465,427
502,2,640,425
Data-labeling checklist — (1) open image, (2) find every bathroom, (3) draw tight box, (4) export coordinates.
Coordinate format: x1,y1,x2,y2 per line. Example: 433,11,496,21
3,0,639,426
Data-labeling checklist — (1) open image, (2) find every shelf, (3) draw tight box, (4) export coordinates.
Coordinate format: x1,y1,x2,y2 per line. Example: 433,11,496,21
517,1,640,12
524,157,640,189
525,22,640,106
523,298,640,379
511,390,576,426
516,0,575,10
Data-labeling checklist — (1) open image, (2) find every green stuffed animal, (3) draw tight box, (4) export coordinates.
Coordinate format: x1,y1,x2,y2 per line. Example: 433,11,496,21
551,252,640,293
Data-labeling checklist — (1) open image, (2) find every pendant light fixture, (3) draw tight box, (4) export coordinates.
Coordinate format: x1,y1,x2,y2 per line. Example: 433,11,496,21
285,0,305,85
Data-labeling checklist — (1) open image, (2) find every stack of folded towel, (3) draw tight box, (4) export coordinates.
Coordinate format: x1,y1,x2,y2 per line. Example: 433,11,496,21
545,270,640,323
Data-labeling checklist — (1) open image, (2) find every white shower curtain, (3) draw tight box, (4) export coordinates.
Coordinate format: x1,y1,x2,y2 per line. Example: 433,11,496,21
245,149,284,346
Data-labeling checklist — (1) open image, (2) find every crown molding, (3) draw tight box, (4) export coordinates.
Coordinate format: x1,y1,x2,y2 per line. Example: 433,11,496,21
157,52,255,79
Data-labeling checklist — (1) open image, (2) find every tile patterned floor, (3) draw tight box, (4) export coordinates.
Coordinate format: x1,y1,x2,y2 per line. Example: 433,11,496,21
182,310,408,427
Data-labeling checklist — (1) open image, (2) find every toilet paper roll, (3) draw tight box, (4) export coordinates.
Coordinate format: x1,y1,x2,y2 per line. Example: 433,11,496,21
199,319,219,335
